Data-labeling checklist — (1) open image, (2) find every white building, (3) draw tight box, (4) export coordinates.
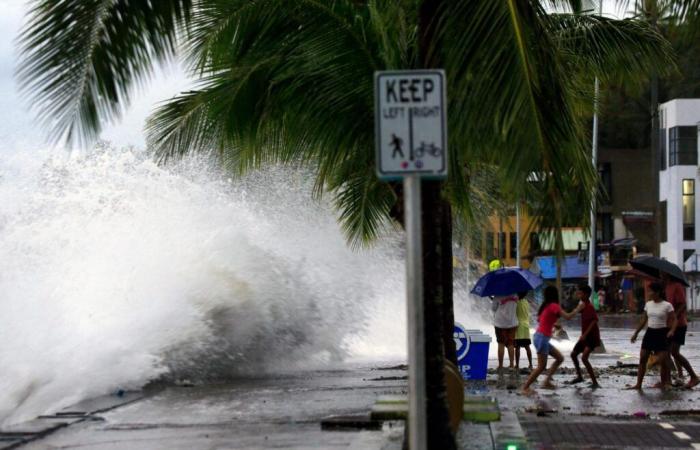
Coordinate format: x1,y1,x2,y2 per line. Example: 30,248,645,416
658,99,700,307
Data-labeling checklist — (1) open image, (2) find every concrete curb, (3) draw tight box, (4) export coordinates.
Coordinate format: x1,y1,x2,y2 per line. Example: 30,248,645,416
490,410,529,450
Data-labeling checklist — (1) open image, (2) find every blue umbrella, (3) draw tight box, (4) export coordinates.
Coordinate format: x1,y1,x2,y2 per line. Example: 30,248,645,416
470,268,543,297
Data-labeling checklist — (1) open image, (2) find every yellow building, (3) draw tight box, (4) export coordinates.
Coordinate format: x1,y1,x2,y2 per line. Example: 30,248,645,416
475,213,587,269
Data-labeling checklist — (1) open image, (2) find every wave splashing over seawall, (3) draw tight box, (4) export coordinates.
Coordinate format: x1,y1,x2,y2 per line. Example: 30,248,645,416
0,145,408,425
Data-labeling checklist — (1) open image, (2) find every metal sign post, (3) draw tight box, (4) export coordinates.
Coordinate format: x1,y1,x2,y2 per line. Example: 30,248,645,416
375,70,447,450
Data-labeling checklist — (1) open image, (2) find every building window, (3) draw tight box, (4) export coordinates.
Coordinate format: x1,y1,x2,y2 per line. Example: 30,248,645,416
498,232,507,259
660,200,667,243
509,232,518,259
486,232,495,260
530,232,540,253
683,179,695,241
472,228,482,259
684,249,695,263
659,128,667,170
599,162,612,205
597,213,613,243
669,126,698,166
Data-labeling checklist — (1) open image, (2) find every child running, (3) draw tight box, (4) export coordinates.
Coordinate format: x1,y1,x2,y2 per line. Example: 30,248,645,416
514,291,533,371
521,286,577,395
566,284,601,388
626,281,677,390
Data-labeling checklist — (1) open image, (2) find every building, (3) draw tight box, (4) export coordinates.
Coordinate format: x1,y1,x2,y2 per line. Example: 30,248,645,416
658,99,700,310
476,211,586,270
658,99,700,268
596,143,655,253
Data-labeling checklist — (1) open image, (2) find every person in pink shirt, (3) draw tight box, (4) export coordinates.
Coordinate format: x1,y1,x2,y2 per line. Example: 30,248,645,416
521,286,578,395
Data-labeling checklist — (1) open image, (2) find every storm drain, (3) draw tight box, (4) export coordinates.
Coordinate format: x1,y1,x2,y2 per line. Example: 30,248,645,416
520,420,695,448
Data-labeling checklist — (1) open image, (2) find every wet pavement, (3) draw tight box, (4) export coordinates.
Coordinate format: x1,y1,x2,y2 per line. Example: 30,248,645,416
18,368,409,450
15,314,700,449
486,316,700,418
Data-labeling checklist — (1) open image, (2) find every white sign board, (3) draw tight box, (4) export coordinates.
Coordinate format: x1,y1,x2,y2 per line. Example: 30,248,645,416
375,70,447,180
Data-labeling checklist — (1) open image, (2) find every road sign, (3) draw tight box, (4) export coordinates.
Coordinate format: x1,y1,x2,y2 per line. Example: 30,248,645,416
375,70,447,180
453,323,471,361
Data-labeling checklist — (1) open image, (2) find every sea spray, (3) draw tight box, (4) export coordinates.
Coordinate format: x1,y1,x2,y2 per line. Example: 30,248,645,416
0,144,488,425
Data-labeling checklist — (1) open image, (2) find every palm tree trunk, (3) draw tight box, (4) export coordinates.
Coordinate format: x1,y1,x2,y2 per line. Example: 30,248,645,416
420,181,456,449
416,1,456,449
442,200,457,365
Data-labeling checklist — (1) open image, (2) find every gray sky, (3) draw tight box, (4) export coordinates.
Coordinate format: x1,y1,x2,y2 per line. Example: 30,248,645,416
0,0,190,152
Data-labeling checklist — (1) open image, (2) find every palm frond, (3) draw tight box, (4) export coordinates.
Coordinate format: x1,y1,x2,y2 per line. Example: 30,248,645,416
548,13,677,87
17,0,192,146
441,0,596,236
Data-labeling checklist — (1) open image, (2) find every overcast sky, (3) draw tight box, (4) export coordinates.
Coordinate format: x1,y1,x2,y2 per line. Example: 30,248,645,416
0,0,190,152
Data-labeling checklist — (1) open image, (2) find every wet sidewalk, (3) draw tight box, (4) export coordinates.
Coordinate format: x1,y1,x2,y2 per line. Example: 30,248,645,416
10,316,700,449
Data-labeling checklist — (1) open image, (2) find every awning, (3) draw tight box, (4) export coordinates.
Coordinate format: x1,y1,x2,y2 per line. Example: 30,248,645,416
530,255,589,280
622,211,654,224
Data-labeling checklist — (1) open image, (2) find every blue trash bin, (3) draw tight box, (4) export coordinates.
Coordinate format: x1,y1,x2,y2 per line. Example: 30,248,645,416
461,333,491,380
454,322,491,380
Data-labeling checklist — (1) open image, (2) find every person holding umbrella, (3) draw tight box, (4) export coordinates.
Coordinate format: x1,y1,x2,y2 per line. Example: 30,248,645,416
662,273,700,388
626,282,677,390
521,286,578,395
493,294,518,371
630,256,697,388
471,268,543,372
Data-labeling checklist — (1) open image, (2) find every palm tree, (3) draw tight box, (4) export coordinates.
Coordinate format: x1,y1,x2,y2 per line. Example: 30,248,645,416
17,1,675,447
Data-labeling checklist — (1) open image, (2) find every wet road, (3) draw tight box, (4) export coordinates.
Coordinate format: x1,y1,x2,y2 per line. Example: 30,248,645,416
487,314,700,418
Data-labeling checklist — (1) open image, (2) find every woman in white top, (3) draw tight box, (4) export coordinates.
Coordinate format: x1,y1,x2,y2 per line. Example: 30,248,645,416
627,282,677,390
492,295,518,370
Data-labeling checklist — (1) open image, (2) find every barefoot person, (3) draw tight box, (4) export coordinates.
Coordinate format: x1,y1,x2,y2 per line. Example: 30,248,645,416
662,274,700,388
521,286,577,395
626,282,677,390
492,294,518,371
515,291,533,371
566,284,601,388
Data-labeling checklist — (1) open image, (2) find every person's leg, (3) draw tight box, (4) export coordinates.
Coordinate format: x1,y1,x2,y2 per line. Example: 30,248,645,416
658,351,672,389
515,345,521,369
669,341,684,380
570,343,583,382
582,346,598,387
507,328,516,368
522,353,547,394
526,346,533,369
543,346,564,388
669,342,700,387
627,349,649,389
507,345,515,368
497,338,504,369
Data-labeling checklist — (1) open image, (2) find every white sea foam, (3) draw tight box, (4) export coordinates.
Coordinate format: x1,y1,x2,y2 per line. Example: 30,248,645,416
0,144,487,425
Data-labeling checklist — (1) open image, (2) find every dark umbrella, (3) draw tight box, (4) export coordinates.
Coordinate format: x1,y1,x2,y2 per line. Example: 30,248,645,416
471,268,543,297
629,255,689,287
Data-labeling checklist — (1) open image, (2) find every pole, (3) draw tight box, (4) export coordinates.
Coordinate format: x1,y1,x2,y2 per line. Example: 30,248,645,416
588,0,602,289
588,76,599,289
516,202,521,267
404,174,427,450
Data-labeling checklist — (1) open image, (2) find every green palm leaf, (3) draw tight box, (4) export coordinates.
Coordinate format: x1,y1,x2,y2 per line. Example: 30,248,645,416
17,0,192,145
